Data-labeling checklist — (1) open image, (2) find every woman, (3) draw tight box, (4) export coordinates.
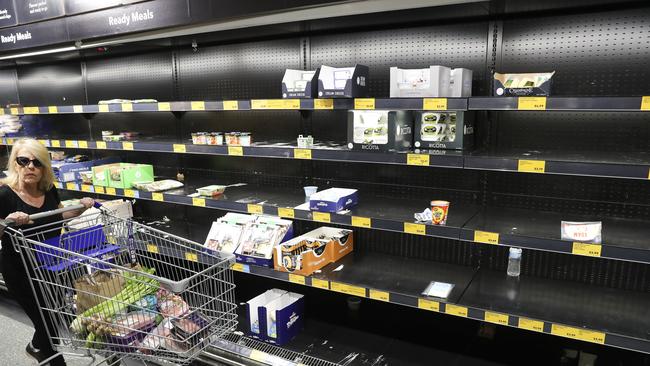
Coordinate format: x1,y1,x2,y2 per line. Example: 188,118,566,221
0,138,94,366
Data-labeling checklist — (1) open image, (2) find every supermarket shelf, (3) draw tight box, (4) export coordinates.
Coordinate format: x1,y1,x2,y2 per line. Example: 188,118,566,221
0,97,468,115
460,268,650,353
1,138,463,169
57,180,476,241
460,207,650,264
5,97,649,115
469,96,650,111
465,149,650,180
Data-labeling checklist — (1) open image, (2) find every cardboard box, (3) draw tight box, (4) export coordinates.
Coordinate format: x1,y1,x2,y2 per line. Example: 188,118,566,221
309,188,358,212
92,163,154,188
413,111,474,150
260,291,305,345
493,71,555,96
282,69,319,98
204,213,256,254
235,216,293,267
450,68,473,97
347,110,413,152
52,156,119,182
244,289,287,341
274,227,353,276
389,66,451,97
317,64,369,98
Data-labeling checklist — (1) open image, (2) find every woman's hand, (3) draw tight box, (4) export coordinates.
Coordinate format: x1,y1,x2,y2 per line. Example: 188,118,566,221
6,211,32,225
80,197,95,209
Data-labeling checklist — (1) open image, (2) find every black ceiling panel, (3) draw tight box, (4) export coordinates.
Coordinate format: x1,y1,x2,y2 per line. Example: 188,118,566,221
16,61,84,105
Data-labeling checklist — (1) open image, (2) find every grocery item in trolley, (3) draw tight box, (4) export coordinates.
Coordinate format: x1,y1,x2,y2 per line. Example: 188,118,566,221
1,202,237,365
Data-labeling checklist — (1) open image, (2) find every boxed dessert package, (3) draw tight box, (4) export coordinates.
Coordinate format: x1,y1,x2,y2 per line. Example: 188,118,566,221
234,216,294,267
493,71,555,96
204,213,256,253
389,66,451,97
309,188,358,213
413,111,474,150
317,64,369,98
347,110,413,152
92,163,154,188
259,291,305,345
450,68,473,97
274,227,353,276
282,69,319,98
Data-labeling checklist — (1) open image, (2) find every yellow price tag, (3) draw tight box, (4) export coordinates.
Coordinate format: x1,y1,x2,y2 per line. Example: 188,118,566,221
550,324,605,344
191,101,205,110
95,186,105,194
445,304,468,317
423,98,448,110
314,99,334,109
572,242,602,257
407,154,430,166
418,299,439,312
351,216,371,228
73,105,83,113
519,318,544,332
37,139,49,146
249,350,267,362
404,222,426,235
122,142,134,150
228,146,243,156
51,140,61,147
185,252,198,262
81,185,94,193
152,193,164,201
173,144,186,153
48,106,58,113
576,329,606,344
6,138,14,145
147,244,159,254
96,141,107,149
54,182,63,189
66,182,78,190
98,104,109,113
251,99,300,109
65,140,78,148
485,312,509,326
121,103,133,112
289,274,306,285
247,204,263,214
354,98,375,110
106,187,116,195
10,107,18,114
369,289,390,302
330,282,366,297
474,230,499,245
157,102,171,111
518,96,547,110
518,159,546,173
313,212,331,223
192,197,206,207
278,207,295,218
641,96,650,111
124,189,137,198
311,278,329,289
231,263,245,272
294,149,312,159
78,141,88,149
223,101,238,110
24,106,39,114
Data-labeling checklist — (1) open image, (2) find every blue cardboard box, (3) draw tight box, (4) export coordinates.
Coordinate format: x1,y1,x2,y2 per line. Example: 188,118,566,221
309,188,359,212
235,216,293,267
244,289,287,341
52,156,119,182
259,291,305,345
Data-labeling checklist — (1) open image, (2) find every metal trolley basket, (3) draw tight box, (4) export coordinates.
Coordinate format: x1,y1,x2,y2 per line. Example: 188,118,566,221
0,203,238,365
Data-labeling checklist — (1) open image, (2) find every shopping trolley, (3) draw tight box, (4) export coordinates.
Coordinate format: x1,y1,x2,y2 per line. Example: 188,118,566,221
0,202,238,365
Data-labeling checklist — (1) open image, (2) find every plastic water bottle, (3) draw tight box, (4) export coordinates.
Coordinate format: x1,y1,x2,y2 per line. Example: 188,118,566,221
507,247,522,277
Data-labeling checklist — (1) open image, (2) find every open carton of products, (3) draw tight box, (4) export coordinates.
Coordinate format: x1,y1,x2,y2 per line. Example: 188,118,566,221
245,289,305,345
389,66,472,97
275,227,353,276
234,216,294,267
347,110,413,152
282,68,319,98
92,163,154,188
413,111,474,150
53,156,119,183
204,213,256,254
493,71,555,96
309,188,358,213
317,64,369,98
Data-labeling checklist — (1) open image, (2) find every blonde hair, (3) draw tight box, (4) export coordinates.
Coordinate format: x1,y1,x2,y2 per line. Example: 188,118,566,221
2,138,56,192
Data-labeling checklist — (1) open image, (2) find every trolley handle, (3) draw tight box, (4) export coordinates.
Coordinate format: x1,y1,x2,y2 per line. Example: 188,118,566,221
30,202,103,221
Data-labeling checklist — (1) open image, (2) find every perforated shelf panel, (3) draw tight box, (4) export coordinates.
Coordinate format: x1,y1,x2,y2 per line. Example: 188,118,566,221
309,22,490,97
500,7,650,96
